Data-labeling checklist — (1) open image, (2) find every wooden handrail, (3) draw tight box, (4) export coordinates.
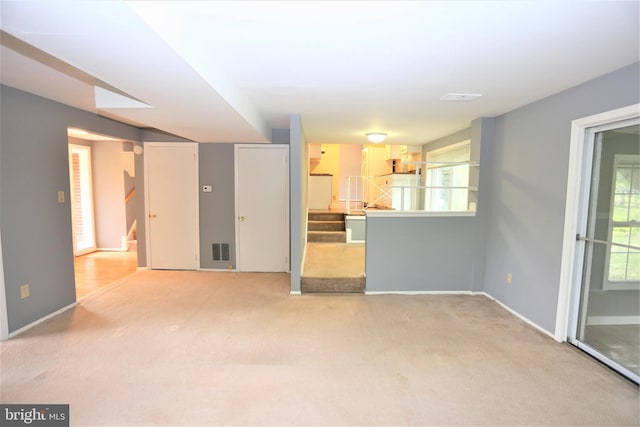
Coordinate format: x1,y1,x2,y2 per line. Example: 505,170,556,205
125,188,136,204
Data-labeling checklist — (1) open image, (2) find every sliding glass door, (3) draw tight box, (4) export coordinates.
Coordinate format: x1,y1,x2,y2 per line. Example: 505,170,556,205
570,119,639,383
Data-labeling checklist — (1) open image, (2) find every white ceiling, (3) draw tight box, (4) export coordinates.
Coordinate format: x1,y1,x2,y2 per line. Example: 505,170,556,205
1,1,638,145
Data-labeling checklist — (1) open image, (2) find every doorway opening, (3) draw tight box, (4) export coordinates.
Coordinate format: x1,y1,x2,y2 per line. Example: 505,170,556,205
67,128,138,299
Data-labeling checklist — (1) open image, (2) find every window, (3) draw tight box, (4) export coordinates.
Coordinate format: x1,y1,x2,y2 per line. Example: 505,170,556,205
424,141,472,211
605,155,639,287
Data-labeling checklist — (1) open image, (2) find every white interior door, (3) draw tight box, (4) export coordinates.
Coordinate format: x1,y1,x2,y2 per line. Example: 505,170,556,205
235,145,289,272
144,143,198,270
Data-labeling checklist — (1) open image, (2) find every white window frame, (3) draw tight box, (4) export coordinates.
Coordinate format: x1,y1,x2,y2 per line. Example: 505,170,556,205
603,154,640,290
424,140,472,212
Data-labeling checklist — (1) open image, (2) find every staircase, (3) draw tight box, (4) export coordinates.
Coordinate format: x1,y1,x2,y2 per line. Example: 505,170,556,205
302,211,365,294
307,211,346,243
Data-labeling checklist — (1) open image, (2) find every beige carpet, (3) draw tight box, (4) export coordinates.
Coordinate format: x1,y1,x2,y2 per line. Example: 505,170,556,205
1,270,638,426
303,243,365,278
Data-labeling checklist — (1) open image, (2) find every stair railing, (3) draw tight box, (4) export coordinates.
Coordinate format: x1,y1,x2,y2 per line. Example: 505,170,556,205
346,176,396,214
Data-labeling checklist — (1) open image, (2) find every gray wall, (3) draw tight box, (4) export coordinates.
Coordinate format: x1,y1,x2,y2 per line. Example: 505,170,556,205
199,144,236,269
483,62,640,333
289,115,307,293
366,216,476,292
366,118,491,293
198,134,290,270
0,85,140,333
470,118,495,292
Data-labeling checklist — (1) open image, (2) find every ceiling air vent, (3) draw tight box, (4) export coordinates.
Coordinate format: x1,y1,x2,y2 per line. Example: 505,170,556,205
440,93,482,102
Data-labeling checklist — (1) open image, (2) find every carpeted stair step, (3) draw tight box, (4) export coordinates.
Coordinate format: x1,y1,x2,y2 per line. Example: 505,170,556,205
308,220,345,232
308,231,347,243
308,212,344,222
301,276,365,293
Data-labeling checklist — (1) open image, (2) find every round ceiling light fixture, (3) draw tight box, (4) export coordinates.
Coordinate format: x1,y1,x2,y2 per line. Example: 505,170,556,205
366,132,387,143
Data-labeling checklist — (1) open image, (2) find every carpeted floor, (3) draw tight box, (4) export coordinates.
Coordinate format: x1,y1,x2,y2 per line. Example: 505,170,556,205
1,270,638,426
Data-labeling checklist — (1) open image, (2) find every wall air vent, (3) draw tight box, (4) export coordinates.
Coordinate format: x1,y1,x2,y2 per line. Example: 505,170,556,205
212,243,230,261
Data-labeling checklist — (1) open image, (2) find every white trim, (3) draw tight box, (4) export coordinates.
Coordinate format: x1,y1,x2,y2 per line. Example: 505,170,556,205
587,315,640,326
290,291,302,295
365,290,486,295
556,103,640,342
365,210,475,218
97,247,129,252
198,268,238,273
603,154,640,290
486,294,557,341
363,291,556,339
7,302,77,339
300,235,308,277
0,229,8,341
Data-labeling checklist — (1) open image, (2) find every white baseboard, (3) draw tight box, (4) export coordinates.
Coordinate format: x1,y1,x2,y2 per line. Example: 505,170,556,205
365,290,486,295
198,268,238,272
290,291,302,295
366,291,556,341
485,293,556,341
587,316,640,326
6,302,77,340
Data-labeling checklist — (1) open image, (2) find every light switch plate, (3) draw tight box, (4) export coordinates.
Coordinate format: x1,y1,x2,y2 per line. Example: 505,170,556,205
57,191,65,203
202,185,213,193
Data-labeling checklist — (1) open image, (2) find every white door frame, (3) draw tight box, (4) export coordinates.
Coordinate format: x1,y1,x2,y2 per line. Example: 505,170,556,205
143,142,199,270
555,103,639,342
234,144,289,272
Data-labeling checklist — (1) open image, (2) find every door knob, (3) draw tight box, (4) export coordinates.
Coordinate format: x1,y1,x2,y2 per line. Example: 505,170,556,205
149,213,157,218
239,216,246,222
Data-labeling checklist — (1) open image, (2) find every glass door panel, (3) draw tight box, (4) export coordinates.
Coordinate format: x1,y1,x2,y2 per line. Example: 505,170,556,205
574,122,639,382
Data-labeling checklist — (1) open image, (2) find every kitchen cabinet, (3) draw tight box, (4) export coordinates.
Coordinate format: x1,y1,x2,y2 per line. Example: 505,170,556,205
400,145,422,155
384,145,402,160
309,144,322,159
385,145,422,160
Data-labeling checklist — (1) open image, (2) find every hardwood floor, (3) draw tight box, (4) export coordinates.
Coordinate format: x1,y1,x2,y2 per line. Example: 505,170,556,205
73,249,138,299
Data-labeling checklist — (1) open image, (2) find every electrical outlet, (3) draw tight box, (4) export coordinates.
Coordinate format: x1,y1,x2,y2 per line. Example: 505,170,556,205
20,284,30,299
507,273,513,285
57,191,65,203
